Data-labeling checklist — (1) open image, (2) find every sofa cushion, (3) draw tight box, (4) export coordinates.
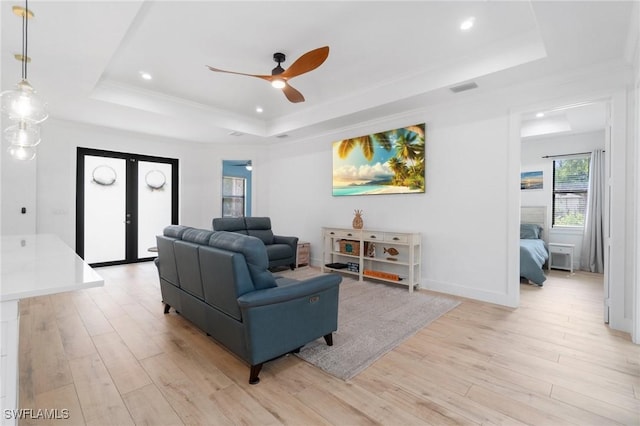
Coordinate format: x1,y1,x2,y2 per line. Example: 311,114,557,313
156,235,181,287
183,228,215,244
157,225,194,288
243,217,274,244
174,240,205,298
199,246,250,320
265,244,294,261
247,229,274,245
208,232,277,290
212,217,249,235
164,225,192,238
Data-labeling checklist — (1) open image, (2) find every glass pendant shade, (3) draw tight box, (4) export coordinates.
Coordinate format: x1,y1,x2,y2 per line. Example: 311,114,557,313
1,79,48,124
4,120,41,146
7,143,36,161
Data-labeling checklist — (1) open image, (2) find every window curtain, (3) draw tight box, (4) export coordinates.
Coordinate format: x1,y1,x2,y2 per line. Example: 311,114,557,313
580,149,605,272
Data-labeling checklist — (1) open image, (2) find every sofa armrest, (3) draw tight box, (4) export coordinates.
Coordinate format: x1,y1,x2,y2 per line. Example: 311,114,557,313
237,274,341,308
237,273,342,365
273,235,298,249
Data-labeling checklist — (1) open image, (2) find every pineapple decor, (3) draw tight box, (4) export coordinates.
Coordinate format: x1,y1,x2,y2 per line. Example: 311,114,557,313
352,209,364,229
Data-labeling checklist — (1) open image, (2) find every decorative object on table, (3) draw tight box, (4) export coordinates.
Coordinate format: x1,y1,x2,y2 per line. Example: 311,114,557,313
364,269,400,281
1,0,48,161
332,123,425,196
366,242,376,258
352,209,364,229
521,170,543,190
384,246,399,261
339,239,360,256
91,165,117,186
325,262,348,269
145,169,167,190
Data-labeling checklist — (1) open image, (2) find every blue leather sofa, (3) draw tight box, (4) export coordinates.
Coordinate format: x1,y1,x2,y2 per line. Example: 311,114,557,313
212,217,298,270
155,225,342,384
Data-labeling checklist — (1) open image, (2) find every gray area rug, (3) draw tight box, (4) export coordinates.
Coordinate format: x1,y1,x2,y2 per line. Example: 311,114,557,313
294,277,460,381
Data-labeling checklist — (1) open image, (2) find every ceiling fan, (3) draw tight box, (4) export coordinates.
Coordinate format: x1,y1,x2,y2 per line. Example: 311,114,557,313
228,160,252,170
207,46,329,103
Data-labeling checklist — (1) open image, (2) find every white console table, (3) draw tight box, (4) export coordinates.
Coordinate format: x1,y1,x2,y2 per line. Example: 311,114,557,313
321,227,421,292
1,234,104,426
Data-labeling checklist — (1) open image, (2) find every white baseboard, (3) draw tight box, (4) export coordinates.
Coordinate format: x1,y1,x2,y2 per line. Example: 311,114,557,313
421,279,517,307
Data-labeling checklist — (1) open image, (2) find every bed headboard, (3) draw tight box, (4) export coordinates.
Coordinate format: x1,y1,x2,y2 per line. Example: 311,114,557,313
521,206,547,242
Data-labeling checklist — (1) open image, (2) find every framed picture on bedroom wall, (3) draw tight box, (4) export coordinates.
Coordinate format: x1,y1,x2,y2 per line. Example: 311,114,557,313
521,170,543,190
332,123,425,196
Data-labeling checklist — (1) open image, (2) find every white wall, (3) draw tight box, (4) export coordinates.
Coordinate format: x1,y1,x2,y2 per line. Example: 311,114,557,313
521,130,606,270
262,99,515,306
1,142,37,235
33,119,262,249
631,0,640,343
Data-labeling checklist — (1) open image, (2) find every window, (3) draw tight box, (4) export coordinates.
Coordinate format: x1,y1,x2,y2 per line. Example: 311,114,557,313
552,157,590,227
222,176,246,217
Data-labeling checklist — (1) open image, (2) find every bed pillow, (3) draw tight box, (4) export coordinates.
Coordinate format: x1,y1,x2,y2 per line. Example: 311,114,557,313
520,223,542,239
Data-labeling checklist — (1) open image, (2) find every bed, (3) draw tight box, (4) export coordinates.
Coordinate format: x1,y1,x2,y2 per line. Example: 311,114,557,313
520,206,549,286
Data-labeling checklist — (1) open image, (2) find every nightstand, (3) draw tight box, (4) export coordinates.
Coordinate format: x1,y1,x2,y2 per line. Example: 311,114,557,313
296,241,310,267
548,243,574,273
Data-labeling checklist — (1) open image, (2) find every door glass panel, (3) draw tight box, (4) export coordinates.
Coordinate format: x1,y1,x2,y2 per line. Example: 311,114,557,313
138,161,173,258
84,156,126,263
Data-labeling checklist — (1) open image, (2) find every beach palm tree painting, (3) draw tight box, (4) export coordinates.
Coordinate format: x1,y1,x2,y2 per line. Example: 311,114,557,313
333,123,425,196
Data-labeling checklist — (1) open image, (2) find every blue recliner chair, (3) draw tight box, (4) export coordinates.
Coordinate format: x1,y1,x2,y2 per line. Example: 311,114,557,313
212,217,298,270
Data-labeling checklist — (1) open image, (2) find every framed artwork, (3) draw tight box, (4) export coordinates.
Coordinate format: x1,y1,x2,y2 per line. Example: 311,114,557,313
332,123,425,196
521,170,543,190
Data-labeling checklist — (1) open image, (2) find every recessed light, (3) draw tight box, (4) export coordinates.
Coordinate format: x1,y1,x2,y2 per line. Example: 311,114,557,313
536,112,545,118
460,17,475,31
256,106,263,113
139,71,152,80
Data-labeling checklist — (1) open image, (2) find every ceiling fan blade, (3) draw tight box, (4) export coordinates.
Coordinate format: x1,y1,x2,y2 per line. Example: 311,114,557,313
282,83,305,103
281,46,329,79
207,66,273,82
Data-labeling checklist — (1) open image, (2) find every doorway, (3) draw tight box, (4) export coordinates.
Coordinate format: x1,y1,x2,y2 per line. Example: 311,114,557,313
76,148,178,266
222,160,252,217
516,99,611,324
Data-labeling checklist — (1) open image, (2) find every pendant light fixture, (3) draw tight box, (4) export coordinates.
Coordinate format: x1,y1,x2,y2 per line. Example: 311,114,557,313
0,1,48,160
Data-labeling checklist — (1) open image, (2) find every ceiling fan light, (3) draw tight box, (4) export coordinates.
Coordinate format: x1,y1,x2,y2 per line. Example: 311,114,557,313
1,80,48,124
8,143,36,161
460,17,475,31
4,120,41,146
271,79,286,89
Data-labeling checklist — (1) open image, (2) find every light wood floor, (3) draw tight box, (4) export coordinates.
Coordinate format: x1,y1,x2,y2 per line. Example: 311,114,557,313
18,263,639,425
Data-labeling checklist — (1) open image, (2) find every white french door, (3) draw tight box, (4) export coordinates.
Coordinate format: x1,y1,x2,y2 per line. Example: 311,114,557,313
76,148,178,266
